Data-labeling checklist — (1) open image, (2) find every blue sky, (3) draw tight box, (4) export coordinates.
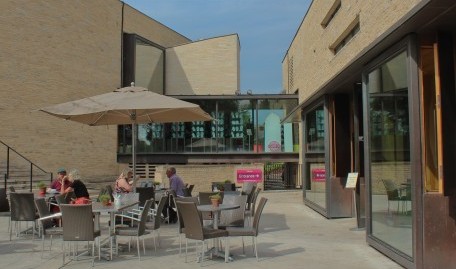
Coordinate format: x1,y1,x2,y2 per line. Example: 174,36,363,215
122,0,311,94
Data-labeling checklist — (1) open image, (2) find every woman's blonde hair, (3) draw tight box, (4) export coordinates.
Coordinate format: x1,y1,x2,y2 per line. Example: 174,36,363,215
68,169,81,181
120,167,133,178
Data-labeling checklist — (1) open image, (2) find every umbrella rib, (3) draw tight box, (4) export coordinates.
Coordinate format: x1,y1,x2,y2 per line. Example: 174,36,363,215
90,111,108,125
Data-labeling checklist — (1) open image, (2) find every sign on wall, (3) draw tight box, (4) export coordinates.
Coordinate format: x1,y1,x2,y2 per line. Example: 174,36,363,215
236,168,263,183
311,168,326,182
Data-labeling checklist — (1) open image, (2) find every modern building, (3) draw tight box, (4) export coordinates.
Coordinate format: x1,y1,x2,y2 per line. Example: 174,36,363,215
0,1,298,191
283,0,456,268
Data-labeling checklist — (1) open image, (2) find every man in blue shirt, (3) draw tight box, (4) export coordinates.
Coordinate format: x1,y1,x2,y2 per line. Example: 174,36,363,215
166,167,185,197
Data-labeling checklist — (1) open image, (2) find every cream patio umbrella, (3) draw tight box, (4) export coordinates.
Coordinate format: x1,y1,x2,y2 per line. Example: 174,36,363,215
39,85,212,179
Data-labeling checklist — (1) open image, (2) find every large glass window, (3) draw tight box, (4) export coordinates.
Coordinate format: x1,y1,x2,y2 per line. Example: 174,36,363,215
366,50,412,257
304,104,326,208
257,99,297,153
117,97,298,154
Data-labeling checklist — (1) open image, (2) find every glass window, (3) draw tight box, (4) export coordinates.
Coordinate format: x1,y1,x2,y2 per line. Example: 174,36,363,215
367,50,412,257
257,99,298,153
118,97,298,154
305,105,325,152
304,104,326,208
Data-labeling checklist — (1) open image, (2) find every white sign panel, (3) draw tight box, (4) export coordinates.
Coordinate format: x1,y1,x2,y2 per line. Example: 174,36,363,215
345,172,359,189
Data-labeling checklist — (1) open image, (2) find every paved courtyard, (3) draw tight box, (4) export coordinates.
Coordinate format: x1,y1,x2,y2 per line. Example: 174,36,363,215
0,191,403,269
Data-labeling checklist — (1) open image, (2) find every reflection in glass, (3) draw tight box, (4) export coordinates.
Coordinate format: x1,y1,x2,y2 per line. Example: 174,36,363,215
367,51,412,257
117,98,298,154
304,105,326,208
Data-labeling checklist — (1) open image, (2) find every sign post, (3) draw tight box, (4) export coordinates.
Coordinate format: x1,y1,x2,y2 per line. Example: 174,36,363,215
345,172,363,231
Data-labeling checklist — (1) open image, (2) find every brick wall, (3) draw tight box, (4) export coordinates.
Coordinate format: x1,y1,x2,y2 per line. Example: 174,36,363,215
0,0,198,181
154,163,264,194
283,0,422,102
166,34,240,95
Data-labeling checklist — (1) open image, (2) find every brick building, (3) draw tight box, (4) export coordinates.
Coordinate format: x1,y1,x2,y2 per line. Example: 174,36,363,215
283,0,456,268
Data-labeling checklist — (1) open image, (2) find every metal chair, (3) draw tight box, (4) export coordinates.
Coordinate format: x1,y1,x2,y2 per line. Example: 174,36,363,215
226,197,268,261
219,194,248,228
0,188,11,232
60,203,101,267
187,184,195,196
136,187,154,207
115,199,154,261
34,198,63,257
245,187,261,225
176,200,230,265
174,196,199,255
9,192,38,241
381,179,408,214
143,195,168,251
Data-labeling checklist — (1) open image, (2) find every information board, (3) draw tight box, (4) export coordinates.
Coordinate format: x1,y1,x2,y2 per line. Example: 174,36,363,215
345,172,359,189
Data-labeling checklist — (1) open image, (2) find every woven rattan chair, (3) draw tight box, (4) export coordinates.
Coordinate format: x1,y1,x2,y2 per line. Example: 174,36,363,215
143,195,168,251
176,200,230,265
226,197,268,261
0,188,11,231
245,187,261,225
60,204,101,267
219,195,248,228
174,196,199,255
34,198,63,257
381,179,409,214
115,199,154,261
136,187,154,207
9,192,38,241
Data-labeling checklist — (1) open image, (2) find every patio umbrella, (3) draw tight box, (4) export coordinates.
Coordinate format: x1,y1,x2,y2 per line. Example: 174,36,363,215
39,85,212,179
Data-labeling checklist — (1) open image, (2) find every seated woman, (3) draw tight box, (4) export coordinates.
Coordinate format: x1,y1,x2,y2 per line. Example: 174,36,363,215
115,168,135,193
66,169,90,204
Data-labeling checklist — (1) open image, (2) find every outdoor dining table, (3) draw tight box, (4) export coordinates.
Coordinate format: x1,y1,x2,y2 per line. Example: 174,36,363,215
197,204,239,262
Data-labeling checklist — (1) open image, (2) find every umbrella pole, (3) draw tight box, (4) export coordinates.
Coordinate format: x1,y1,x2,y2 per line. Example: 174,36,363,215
132,122,137,191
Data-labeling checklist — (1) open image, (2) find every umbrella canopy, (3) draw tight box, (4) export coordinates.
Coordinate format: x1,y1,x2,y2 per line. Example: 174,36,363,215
40,86,212,125
39,86,212,180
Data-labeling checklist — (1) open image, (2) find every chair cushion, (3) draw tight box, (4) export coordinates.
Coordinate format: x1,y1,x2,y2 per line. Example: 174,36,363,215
202,227,228,239
226,227,255,237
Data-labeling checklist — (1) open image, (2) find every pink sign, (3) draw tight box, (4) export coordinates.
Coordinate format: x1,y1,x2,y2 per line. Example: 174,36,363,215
312,168,326,182
236,168,263,183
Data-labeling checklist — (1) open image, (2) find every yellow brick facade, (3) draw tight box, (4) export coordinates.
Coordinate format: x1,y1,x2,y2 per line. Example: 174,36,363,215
283,0,422,102
166,35,240,95
0,0,226,181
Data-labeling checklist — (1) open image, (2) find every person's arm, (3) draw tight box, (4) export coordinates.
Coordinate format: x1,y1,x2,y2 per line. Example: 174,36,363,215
117,177,133,192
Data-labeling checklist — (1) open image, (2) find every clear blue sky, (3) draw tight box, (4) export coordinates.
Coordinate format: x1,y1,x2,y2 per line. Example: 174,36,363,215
122,0,311,94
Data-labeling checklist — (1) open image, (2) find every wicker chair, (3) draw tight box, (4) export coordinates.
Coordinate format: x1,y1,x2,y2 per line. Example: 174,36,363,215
245,187,261,225
381,179,409,214
34,198,63,257
60,204,101,267
136,187,154,207
144,195,168,251
174,196,199,255
9,192,38,241
175,200,230,265
114,199,154,261
226,197,268,261
219,194,248,228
